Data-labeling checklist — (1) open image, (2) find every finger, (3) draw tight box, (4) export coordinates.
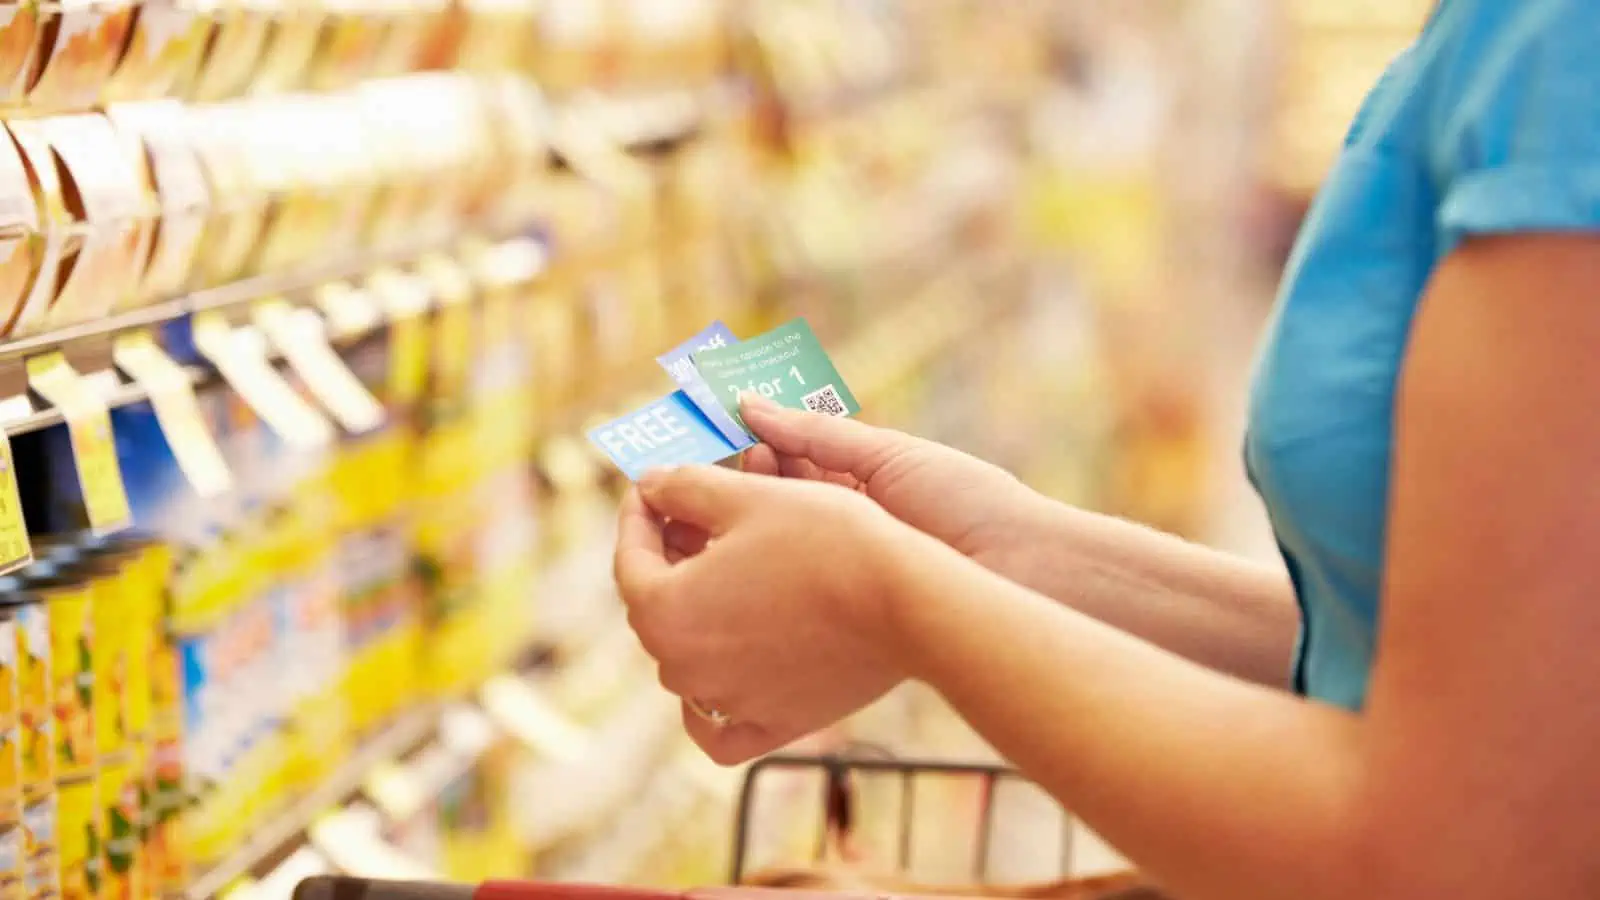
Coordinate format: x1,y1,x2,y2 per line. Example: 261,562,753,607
638,464,757,534
740,393,910,483
742,443,783,478
614,488,671,602
681,703,789,767
662,519,710,562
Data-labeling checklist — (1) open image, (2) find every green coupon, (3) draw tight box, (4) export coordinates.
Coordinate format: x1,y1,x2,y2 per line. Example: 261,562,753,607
691,317,860,430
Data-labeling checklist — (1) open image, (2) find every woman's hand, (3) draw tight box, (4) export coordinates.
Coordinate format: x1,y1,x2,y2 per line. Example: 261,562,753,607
663,394,1048,573
615,462,932,764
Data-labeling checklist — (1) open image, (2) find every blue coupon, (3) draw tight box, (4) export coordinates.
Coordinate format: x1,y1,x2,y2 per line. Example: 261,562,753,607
588,390,741,480
656,321,754,450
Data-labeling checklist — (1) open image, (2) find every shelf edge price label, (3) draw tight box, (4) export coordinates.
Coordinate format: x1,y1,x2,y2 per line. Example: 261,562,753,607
25,352,132,535
112,331,232,499
0,424,31,576
254,297,386,435
193,312,335,450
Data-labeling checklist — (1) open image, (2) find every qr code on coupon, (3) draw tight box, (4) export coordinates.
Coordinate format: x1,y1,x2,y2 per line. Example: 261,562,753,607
802,384,849,417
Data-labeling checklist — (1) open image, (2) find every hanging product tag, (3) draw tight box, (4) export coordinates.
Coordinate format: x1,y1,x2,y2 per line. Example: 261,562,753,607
313,282,383,341
656,320,753,450
254,298,386,435
25,353,132,534
112,331,232,498
193,312,335,449
0,421,31,576
368,269,432,409
691,316,860,432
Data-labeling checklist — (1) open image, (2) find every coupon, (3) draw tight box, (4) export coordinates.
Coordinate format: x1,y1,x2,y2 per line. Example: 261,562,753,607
587,391,740,481
691,317,860,431
655,320,754,450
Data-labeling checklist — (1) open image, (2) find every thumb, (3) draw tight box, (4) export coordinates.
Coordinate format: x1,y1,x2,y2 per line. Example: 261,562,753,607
740,394,912,483
638,464,755,534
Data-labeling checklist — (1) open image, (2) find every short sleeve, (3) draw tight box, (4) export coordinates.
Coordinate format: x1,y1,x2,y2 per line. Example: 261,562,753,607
1434,0,1600,252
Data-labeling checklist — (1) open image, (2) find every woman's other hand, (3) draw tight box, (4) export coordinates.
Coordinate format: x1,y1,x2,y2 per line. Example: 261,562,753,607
661,394,1047,572
615,462,933,765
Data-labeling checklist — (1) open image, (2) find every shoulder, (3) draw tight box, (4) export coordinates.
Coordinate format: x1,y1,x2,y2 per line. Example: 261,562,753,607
1429,0,1600,158
1425,0,1600,250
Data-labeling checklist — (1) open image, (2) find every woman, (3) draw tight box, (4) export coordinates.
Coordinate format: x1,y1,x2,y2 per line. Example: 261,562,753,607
613,2,1600,897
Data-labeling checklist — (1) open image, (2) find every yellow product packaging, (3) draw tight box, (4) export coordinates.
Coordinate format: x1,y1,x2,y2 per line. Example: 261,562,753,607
52,777,94,900
22,581,90,789
5,586,58,900
0,604,23,900
24,0,135,111
94,755,137,900
143,549,185,899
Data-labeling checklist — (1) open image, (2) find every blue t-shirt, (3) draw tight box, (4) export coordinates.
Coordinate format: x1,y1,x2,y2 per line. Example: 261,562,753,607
1245,0,1600,710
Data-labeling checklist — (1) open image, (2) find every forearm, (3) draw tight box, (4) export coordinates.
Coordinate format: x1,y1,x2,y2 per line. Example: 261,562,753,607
883,539,1365,900
992,498,1299,688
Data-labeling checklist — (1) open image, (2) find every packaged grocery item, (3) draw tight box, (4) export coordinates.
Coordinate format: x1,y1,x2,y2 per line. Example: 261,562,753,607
0,133,41,340
103,0,208,101
24,0,135,110
0,594,24,900
4,121,71,339
305,0,383,91
184,104,269,286
248,0,324,94
142,544,184,898
5,116,149,332
187,0,272,102
9,568,67,900
93,754,136,900
367,0,446,77
0,2,39,105
52,777,92,900
104,100,211,305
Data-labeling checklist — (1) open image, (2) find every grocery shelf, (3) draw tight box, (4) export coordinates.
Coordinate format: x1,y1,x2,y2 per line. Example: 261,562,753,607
183,710,440,900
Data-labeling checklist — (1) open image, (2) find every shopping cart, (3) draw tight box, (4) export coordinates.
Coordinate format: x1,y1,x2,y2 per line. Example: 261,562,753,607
729,750,1165,899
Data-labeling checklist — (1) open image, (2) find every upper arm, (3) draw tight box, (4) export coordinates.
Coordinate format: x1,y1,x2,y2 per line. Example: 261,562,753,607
1360,234,1600,896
